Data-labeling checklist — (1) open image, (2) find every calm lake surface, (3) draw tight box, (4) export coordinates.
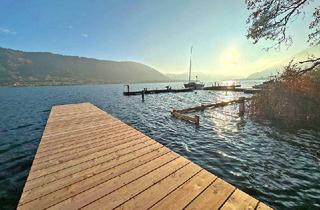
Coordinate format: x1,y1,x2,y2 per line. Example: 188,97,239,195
0,81,319,209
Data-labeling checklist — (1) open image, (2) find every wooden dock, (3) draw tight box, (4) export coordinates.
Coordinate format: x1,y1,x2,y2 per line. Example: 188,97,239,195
203,85,241,90
18,102,272,210
123,88,193,96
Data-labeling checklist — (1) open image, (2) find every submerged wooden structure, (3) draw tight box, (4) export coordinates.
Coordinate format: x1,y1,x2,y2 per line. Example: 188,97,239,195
18,102,271,210
174,97,252,114
172,97,251,125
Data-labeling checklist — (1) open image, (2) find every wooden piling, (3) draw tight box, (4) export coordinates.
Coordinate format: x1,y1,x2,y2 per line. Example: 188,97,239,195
239,97,245,117
142,89,145,102
125,85,130,92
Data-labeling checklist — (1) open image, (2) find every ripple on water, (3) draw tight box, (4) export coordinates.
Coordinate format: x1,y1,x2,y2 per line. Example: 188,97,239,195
0,83,319,210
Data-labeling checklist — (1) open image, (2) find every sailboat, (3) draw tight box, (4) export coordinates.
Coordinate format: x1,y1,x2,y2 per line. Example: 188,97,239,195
184,46,205,89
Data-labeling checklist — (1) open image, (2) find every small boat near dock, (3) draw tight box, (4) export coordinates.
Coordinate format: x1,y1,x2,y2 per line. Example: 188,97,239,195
183,46,205,90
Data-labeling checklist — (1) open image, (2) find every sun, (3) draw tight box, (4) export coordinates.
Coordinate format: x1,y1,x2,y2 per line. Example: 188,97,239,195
221,48,240,65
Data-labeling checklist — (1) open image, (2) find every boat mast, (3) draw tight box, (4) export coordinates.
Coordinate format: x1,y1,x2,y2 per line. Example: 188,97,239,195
188,46,193,83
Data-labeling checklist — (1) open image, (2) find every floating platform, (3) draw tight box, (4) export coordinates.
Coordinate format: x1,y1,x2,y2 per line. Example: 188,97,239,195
203,85,241,90
123,88,193,96
203,86,261,94
18,102,272,210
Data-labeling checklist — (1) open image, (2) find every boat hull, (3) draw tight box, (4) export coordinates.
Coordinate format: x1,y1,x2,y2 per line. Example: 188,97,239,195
184,82,205,90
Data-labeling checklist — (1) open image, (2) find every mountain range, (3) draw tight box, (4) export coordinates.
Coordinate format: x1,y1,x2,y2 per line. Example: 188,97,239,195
0,47,169,86
2,46,319,86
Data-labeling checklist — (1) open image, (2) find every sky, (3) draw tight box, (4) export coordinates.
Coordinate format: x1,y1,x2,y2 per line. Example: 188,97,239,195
0,0,317,78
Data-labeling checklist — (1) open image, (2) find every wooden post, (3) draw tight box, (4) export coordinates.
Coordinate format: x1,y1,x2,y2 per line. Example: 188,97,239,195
195,115,200,126
125,85,130,92
239,97,245,116
142,89,145,102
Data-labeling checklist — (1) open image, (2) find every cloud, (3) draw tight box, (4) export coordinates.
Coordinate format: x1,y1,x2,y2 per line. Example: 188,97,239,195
0,27,16,35
81,33,88,38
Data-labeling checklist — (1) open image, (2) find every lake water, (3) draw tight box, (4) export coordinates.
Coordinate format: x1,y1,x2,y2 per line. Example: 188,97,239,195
0,82,319,209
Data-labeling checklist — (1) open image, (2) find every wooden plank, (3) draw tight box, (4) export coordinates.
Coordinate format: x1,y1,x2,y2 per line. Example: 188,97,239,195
19,151,177,209
39,122,124,144
43,117,119,135
23,142,163,191
35,127,135,158
116,162,203,210
150,170,216,210
30,133,147,172
34,127,138,160
27,136,150,180
185,178,236,210
37,124,128,152
220,189,259,210
44,153,180,210
46,112,108,125
256,202,273,210
40,121,127,143
19,145,169,206
80,157,190,210
41,121,121,139
28,137,155,180
17,103,272,210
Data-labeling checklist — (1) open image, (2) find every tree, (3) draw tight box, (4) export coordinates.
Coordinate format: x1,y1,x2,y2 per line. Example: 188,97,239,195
246,0,320,74
246,0,320,130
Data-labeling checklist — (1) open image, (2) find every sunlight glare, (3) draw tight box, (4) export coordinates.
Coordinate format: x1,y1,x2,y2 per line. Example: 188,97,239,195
221,47,240,65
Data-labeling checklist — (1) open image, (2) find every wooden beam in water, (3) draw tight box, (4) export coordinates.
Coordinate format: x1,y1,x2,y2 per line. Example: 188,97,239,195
17,102,272,210
174,97,252,114
171,110,199,125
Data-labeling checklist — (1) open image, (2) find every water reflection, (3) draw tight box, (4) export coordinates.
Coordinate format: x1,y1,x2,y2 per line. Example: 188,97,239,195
0,82,319,209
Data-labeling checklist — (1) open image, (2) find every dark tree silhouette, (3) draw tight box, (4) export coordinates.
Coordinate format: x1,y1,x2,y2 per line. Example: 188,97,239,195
246,0,320,74
246,1,320,130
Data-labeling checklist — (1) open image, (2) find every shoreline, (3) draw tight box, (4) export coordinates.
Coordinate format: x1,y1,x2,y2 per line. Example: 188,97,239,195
0,80,181,88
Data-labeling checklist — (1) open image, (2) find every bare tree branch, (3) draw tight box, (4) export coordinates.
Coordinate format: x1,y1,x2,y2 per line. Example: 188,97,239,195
245,0,319,49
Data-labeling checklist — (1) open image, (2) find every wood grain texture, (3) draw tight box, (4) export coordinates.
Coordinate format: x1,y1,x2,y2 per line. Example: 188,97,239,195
17,102,272,210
